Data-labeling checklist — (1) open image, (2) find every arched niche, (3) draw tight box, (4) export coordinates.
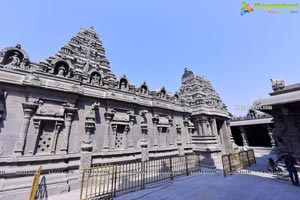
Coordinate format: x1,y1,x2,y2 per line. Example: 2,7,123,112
89,71,101,85
159,87,166,98
139,82,148,94
53,60,70,77
118,76,129,90
1,44,30,66
173,93,180,102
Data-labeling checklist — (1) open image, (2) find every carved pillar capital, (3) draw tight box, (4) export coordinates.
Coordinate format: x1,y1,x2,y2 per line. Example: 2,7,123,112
65,107,77,119
157,126,162,133
183,120,189,127
152,117,159,125
111,124,117,132
22,102,38,117
129,114,136,124
104,112,114,123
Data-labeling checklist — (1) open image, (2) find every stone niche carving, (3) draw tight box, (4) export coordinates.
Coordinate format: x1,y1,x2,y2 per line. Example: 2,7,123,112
89,71,101,85
118,76,128,90
0,44,30,70
159,87,167,99
53,61,71,77
173,93,179,103
139,82,148,95
32,99,73,155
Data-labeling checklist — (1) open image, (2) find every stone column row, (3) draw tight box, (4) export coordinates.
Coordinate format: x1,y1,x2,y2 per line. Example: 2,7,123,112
237,124,275,149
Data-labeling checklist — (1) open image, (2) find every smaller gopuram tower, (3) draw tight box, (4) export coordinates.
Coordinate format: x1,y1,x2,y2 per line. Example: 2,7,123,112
180,68,236,167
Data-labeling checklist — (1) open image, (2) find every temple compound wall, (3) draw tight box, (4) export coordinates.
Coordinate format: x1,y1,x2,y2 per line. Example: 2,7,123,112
0,27,234,199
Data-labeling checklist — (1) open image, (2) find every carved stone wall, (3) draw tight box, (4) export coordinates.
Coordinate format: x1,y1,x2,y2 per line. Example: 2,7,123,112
0,27,234,200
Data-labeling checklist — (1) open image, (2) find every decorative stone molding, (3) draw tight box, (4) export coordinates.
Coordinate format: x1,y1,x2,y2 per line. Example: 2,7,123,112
22,73,42,86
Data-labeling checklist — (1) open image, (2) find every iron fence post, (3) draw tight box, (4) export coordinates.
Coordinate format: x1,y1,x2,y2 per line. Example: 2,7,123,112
112,165,117,198
185,155,189,176
141,161,145,190
169,157,173,180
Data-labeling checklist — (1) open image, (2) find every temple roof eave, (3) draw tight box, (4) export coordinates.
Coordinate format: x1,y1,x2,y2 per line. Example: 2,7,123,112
253,90,300,109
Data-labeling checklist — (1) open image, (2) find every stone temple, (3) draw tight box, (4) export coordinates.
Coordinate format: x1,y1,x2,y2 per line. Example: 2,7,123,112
0,27,235,199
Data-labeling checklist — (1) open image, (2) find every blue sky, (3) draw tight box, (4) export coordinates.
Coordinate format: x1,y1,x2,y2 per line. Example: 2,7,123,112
1,0,299,116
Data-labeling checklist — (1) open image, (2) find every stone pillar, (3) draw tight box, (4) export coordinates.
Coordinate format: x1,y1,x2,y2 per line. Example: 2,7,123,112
226,120,235,142
103,112,114,150
240,126,249,148
81,118,95,152
152,117,159,147
225,120,237,150
200,119,206,136
51,121,63,154
140,139,149,161
206,120,212,136
14,103,37,156
60,108,77,154
157,126,162,147
210,118,218,136
183,121,191,146
111,124,117,149
267,124,276,148
80,113,96,170
128,114,136,149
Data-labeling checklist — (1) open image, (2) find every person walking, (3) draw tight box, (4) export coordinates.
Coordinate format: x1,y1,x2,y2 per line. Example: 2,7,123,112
276,152,299,186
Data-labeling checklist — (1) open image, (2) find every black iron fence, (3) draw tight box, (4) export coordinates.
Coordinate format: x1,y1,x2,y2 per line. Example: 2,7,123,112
80,154,200,200
222,149,256,177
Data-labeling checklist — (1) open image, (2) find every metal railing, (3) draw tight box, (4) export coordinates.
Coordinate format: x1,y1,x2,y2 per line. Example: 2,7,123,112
80,154,200,200
222,149,256,177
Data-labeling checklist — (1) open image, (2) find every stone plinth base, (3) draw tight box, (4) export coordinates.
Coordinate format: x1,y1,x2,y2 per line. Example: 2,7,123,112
193,149,222,168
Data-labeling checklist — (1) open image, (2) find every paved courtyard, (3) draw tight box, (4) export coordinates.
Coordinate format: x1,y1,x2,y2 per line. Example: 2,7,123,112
49,152,300,200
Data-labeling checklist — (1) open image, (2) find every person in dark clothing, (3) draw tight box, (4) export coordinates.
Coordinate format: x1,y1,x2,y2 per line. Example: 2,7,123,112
276,153,299,186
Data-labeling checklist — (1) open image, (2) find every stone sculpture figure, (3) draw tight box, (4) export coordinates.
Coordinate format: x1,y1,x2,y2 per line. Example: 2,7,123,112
57,66,66,77
8,53,20,66
141,86,146,94
271,79,285,92
120,81,126,89
91,74,100,85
